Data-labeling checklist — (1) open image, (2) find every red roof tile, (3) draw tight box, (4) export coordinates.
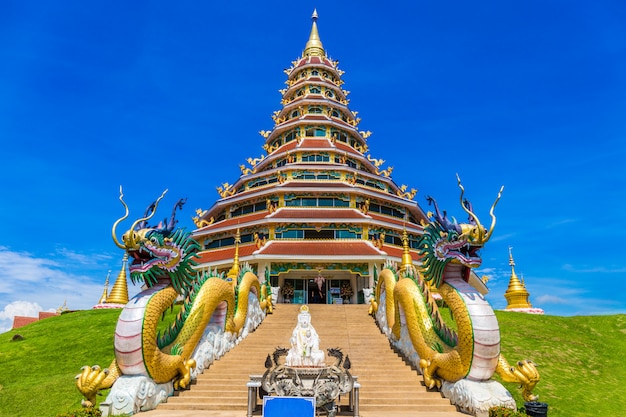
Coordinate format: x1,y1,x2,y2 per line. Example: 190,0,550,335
298,138,333,148
281,182,349,188
333,142,360,154
257,240,384,256
269,208,368,220
302,115,329,121
367,213,424,228
12,316,38,330
381,245,422,261
275,141,298,153
195,211,268,232
195,244,259,264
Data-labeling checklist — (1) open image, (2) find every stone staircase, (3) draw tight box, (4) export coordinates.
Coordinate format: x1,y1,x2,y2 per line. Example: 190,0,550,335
145,304,464,416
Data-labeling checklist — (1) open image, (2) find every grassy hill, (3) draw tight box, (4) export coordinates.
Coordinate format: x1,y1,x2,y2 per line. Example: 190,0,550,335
0,308,624,417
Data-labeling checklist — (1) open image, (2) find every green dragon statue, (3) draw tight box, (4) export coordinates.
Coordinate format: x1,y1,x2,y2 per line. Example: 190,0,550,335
370,177,539,413
76,188,272,410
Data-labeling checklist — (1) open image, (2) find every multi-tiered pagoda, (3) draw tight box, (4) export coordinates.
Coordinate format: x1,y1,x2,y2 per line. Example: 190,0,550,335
191,12,486,305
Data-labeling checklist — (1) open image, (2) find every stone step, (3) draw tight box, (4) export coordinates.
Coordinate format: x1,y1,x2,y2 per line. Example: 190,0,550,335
143,304,464,416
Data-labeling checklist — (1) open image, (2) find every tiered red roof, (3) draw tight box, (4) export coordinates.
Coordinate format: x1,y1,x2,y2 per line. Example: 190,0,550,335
367,212,423,228
196,244,259,264
381,245,423,261
297,138,333,148
196,211,268,232
257,240,385,256
268,208,368,220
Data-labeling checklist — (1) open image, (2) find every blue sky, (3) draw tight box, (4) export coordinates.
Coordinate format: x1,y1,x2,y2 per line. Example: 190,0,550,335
1,1,625,331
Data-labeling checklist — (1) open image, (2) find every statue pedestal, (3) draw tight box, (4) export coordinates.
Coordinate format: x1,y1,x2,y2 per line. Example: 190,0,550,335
261,364,354,416
262,306,355,416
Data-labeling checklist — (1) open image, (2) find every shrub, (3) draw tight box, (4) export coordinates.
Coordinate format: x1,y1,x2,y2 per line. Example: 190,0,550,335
488,406,529,417
54,408,102,417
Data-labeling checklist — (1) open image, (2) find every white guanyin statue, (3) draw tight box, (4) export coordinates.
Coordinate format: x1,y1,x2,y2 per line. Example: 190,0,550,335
286,305,325,367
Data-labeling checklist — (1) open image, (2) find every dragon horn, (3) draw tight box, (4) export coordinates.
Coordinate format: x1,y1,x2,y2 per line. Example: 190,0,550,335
484,185,504,243
456,174,485,242
120,189,168,249
128,189,168,232
112,186,130,249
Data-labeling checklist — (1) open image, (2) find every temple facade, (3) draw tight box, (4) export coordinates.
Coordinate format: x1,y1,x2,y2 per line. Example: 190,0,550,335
190,12,487,305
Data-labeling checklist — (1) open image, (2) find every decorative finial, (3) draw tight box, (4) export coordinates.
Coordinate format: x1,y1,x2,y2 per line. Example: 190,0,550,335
508,246,515,267
97,270,111,304
400,227,414,275
304,10,325,57
226,228,241,285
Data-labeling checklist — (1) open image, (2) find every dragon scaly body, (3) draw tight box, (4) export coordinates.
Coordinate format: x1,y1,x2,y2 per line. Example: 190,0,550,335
76,189,271,407
371,177,539,402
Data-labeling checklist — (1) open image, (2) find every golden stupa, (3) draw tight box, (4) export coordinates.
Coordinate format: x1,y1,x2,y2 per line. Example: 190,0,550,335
504,247,531,309
504,248,543,313
94,255,130,308
97,271,110,304
106,253,130,304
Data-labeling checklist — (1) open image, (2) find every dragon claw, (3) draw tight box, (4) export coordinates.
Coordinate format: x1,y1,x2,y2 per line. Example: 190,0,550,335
419,359,442,390
497,357,540,401
174,359,197,390
76,364,110,407
515,360,540,401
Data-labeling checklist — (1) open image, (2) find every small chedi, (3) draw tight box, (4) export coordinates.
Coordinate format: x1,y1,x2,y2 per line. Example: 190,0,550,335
286,305,325,367
504,247,544,314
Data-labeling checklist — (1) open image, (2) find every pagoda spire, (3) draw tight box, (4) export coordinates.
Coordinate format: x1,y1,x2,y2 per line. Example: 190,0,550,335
107,254,130,305
226,228,241,285
504,247,532,309
303,9,325,57
399,227,414,274
97,270,111,304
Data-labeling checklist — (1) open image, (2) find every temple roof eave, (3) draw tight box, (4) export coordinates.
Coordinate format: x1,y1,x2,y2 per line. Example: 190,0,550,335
194,254,391,272
194,239,394,265
203,174,420,207
225,169,418,201
192,189,426,237
192,216,424,241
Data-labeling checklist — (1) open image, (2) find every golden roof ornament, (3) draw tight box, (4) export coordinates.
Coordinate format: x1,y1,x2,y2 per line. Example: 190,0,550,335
56,299,69,314
399,227,415,275
303,10,325,57
504,247,533,309
226,228,241,285
106,254,130,305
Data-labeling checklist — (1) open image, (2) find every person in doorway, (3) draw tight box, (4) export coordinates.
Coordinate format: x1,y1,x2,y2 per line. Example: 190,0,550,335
311,286,325,303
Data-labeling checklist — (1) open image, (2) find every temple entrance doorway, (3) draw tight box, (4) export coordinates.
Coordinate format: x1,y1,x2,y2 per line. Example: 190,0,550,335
277,269,359,304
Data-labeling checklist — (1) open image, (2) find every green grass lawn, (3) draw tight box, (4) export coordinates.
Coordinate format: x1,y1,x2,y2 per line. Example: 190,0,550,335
495,312,626,416
0,309,119,417
0,308,624,417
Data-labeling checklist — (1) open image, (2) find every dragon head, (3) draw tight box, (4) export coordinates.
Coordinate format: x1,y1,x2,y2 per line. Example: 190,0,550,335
112,187,199,294
418,176,503,288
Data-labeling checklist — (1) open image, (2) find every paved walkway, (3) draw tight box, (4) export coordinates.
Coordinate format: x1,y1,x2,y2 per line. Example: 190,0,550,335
142,410,464,417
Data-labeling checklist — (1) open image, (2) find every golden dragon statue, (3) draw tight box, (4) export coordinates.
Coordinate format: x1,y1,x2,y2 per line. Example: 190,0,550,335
370,176,539,413
76,188,272,411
